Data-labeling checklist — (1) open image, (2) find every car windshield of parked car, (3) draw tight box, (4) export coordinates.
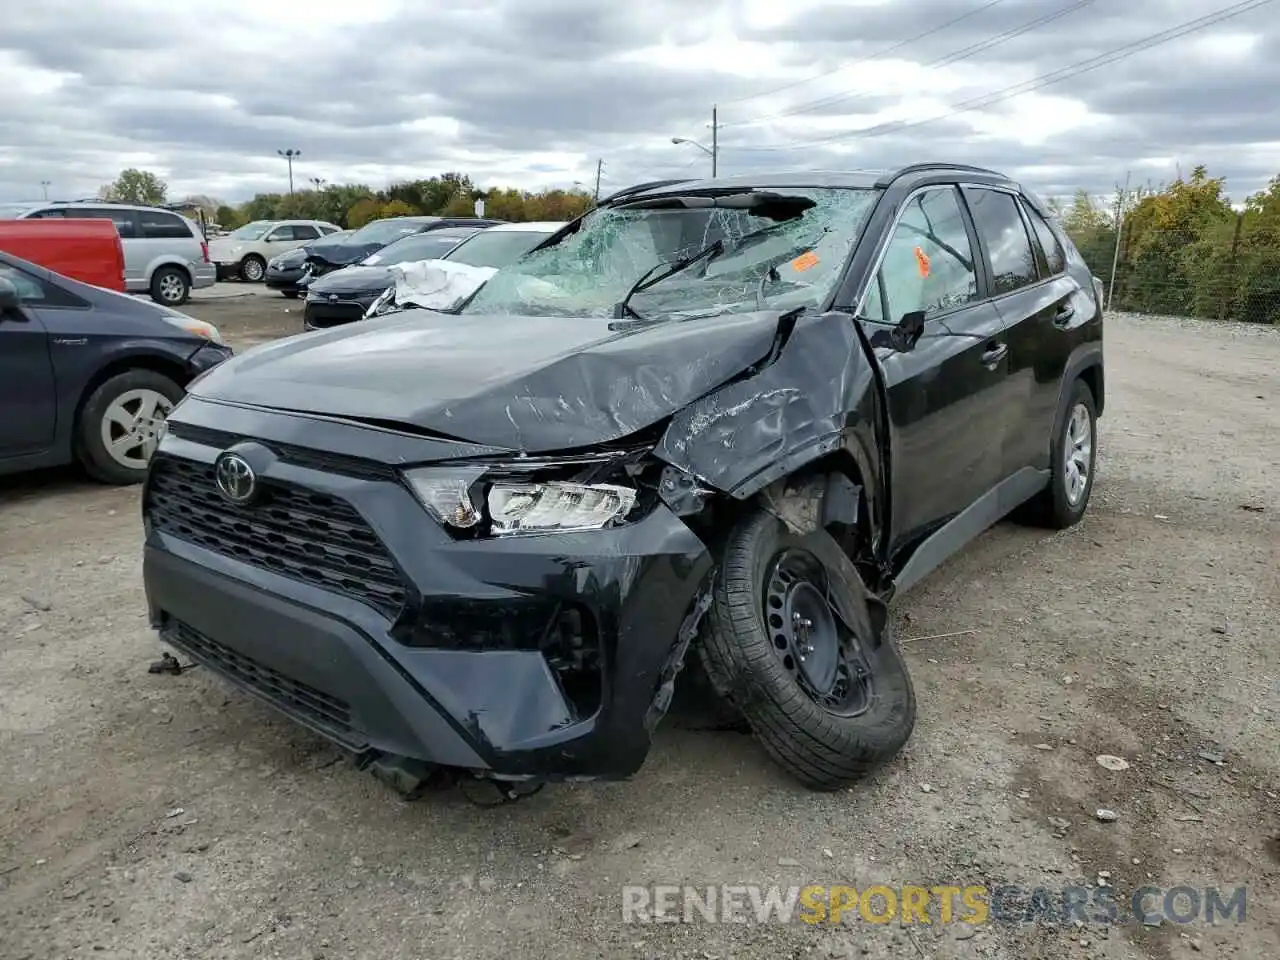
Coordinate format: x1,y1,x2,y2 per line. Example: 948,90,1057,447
460,188,878,320
229,221,275,241
361,232,471,266
349,219,429,245
445,230,555,269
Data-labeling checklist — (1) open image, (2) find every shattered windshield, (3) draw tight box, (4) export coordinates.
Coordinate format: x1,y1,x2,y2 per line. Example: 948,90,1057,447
459,187,879,320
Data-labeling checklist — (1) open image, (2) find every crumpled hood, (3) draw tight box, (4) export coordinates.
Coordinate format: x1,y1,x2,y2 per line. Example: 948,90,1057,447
188,308,787,452
307,264,393,296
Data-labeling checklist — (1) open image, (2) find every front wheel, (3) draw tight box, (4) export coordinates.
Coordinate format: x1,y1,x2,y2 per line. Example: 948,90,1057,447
77,369,184,484
239,255,266,282
699,509,916,790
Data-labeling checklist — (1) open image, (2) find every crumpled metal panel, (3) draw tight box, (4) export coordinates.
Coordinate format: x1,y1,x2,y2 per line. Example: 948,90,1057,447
653,311,877,496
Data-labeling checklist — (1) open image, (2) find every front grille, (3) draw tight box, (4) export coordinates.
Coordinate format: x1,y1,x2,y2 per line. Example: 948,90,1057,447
304,300,366,328
147,456,409,617
163,618,361,746
165,423,397,481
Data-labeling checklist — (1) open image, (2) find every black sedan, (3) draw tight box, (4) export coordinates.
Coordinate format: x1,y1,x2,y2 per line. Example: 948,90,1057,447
265,231,352,297
302,216,504,280
302,227,483,329
0,249,232,484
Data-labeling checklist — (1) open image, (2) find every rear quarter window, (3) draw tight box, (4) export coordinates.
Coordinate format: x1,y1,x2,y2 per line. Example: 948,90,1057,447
138,210,194,240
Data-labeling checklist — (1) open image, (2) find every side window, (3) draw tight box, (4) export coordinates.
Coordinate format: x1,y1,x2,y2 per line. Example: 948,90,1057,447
964,189,1038,294
319,224,340,235
864,186,978,323
65,208,140,239
137,210,192,240
1023,203,1066,275
292,224,320,240
0,263,46,301
26,208,64,218
265,226,294,241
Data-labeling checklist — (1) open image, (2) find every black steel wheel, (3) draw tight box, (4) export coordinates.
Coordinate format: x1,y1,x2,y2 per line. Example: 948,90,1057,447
699,507,916,790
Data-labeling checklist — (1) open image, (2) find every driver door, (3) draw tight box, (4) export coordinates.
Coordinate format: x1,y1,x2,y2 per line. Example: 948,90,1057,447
0,262,57,456
858,185,1011,566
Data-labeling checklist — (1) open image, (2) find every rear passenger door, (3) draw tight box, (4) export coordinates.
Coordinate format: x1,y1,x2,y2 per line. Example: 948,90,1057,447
858,185,1011,560
0,262,56,455
65,207,141,285
961,187,1081,477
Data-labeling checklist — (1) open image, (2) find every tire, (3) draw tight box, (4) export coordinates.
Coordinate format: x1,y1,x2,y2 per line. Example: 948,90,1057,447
239,255,266,283
149,266,190,306
1015,379,1098,529
699,508,916,790
77,369,184,484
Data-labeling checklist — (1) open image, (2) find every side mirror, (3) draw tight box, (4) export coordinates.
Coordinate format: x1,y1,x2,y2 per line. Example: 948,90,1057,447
0,276,21,313
891,309,926,352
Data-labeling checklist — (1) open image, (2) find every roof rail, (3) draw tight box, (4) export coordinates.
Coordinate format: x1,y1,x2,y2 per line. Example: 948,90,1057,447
600,178,694,204
875,162,1006,188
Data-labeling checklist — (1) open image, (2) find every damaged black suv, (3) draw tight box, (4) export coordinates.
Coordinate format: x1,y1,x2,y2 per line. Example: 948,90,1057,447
141,164,1103,793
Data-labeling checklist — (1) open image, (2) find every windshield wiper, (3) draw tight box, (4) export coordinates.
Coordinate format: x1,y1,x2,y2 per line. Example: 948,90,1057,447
612,238,725,320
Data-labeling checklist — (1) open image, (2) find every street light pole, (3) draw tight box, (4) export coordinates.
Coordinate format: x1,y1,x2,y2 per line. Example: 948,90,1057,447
277,148,301,196
309,176,326,191
40,180,51,200
671,136,715,178
711,104,717,178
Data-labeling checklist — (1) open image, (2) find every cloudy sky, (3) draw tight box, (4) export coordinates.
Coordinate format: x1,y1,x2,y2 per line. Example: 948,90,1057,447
1,0,1276,207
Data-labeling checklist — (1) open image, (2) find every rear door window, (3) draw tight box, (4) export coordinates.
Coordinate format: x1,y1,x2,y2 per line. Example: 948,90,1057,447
137,209,192,240
292,224,320,240
963,188,1039,294
65,207,140,239
25,208,65,218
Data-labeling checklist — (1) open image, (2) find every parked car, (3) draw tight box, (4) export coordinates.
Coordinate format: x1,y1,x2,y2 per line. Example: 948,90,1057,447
0,218,127,292
140,164,1103,796
265,230,352,298
441,221,565,269
0,249,232,484
0,200,215,305
301,216,505,278
302,226,485,328
209,219,342,283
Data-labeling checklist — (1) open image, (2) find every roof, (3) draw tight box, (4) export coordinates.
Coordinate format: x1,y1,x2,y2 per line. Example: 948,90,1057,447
486,221,566,232
616,164,1015,201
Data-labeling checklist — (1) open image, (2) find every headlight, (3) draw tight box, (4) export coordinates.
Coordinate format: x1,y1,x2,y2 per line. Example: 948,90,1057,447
488,481,636,534
159,313,224,344
403,467,637,535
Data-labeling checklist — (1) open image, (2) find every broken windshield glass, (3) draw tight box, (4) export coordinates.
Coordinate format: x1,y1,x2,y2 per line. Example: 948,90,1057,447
459,187,880,320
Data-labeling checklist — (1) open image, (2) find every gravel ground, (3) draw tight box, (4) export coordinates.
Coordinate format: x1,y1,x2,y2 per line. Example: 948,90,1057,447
1,296,1276,960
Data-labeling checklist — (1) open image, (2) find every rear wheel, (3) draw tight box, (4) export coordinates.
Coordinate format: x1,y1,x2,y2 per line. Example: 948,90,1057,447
239,255,266,282
1015,379,1097,529
77,369,184,484
699,508,916,790
149,266,190,305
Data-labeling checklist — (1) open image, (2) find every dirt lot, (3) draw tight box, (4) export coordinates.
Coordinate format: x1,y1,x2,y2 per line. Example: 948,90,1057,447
1,293,1277,960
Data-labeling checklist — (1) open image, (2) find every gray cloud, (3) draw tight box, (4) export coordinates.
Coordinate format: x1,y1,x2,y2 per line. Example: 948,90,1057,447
0,0,1276,206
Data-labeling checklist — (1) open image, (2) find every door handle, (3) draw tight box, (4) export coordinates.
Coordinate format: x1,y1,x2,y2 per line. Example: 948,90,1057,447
981,342,1008,368
1053,302,1076,326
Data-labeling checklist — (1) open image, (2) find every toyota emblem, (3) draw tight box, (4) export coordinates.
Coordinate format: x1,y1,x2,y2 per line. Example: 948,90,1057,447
214,452,257,505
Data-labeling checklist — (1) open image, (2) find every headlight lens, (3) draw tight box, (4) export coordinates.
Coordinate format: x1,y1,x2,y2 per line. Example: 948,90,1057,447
403,467,638,535
159,313,224,344
488,481,636,535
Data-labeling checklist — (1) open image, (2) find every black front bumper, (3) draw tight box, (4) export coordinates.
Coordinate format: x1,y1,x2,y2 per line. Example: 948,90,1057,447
141,412,712,781
303,296,376,329
265,267,305,292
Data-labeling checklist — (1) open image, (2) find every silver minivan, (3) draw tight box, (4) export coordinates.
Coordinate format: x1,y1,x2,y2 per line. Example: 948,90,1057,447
0,201,216,305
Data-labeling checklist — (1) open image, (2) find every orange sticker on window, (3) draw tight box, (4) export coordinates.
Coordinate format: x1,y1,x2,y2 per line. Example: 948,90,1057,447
790,250,820,272
914,246,931,278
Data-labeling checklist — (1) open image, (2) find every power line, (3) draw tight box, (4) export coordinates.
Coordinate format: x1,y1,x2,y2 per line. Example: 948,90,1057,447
723,0,1276,153
721,0,1095,130
716,0,1011,107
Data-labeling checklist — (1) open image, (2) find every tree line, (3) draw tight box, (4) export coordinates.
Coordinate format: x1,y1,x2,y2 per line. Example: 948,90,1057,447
97,163,1280,324
98,168,596,232
1051,165,1280,325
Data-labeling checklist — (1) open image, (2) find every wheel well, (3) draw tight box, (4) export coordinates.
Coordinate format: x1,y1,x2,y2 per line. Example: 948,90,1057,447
73,355,191,446
151,263,191,285
1078,362,1104,416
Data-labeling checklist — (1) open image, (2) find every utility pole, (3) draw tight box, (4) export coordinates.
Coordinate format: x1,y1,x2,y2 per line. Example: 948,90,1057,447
1219,210,1245,322
1106,171,1130,312
277,148,301,196
711,104,718,178
40,180,51,200
593,158,604,202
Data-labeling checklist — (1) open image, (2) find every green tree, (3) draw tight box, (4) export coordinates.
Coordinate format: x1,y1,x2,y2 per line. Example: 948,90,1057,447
239,193,284,221
100,168,168,205
346,197,382,228
378,199,418,219
214,205,243,229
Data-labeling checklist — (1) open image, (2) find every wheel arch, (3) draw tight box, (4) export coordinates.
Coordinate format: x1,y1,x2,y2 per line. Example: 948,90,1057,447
147,258,192,285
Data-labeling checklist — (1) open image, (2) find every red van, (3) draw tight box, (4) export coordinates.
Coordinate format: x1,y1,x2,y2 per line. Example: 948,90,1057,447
0,218,127,292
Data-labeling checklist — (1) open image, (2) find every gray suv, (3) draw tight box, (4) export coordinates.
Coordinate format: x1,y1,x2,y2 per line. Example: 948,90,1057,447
0,201,216,305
